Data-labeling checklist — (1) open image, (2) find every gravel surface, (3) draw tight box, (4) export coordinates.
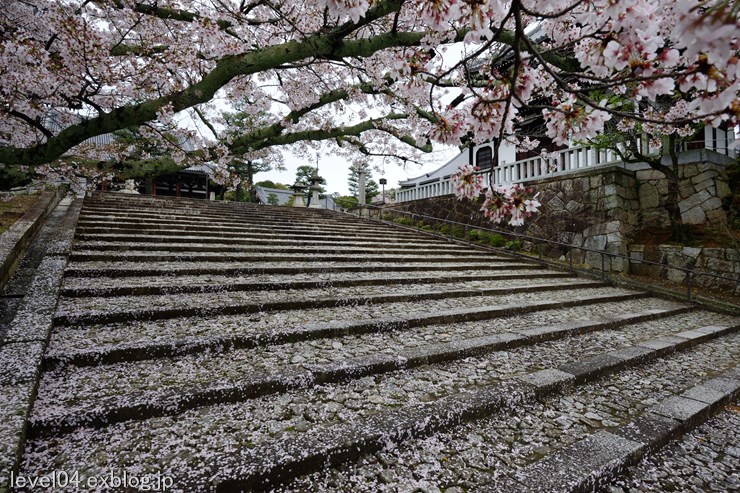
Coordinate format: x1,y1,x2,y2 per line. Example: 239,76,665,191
24,325,739,493
46,286,638,355
55,277,596,315
601,406,740,493
37,300,700,409
60,269,562,291
277,333,740,493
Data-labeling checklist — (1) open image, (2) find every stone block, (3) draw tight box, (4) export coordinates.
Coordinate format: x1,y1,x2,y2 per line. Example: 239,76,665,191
701,196,723,212
583,222,608,237
518,369,575,396
584,234,608,251
636,169,665,181
637,335,690,352
557,354,624,384
691,169,718,185
613,412,681,449
607,346,654,363
639,183,661,208
681,247,702,259
716,179,731,198
678,180,695,199
705,208,727,224
505,431,644,493
565,200,585,214
681,378,738,406
649,396,709,426
547,195,565,211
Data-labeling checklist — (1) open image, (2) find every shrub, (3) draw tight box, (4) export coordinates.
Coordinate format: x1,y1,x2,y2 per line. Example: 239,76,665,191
439,224,451,235
505,240,523,251
452,226,465,238
467,229,481,241
394,216,415,226
487,234,507,247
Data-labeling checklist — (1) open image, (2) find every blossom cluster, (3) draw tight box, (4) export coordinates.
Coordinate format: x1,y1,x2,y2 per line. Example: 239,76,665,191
480,184,541,227
450,164,485,201
451,164,541,227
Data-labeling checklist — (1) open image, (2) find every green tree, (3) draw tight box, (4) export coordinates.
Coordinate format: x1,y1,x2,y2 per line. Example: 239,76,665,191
295,165,326,204
255,180,289,190
334,195,359,210
348,162,380,204
266,192,280,205
0,166,32,190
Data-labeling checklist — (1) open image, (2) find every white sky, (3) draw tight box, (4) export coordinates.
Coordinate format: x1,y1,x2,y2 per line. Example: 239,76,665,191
255,147,459,196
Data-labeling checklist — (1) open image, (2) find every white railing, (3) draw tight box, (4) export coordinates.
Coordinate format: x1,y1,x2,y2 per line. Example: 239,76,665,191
396,145,621,203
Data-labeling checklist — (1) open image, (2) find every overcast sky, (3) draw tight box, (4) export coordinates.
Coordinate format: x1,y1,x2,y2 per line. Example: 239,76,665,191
254,146,461,196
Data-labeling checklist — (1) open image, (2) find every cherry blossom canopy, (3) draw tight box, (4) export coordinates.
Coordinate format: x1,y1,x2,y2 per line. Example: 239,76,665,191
0,0,738,179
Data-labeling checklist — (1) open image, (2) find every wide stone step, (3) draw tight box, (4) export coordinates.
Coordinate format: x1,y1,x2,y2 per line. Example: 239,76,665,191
81,200,294,215
211,330,740,492
22,324,739,491
66,251,508,263
32,306,698,436
79,215,410,236
63,260,540,278
600,404,739,492
75,222,445,243
45,288,652,367
69,243,477,257
60,269,571,297
281,349,739,493
72,231,449,247
73,229,444,244
53,279,607,326
76,214,402,231
77,207,356,225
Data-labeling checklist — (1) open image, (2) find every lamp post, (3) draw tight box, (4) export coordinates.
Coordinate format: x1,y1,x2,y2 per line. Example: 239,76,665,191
379,178,387,204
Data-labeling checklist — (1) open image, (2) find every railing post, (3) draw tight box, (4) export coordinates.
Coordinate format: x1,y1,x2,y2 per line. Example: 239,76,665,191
687,271,692,301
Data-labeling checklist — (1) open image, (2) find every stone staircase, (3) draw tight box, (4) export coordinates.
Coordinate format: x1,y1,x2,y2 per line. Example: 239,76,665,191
11,193,740,493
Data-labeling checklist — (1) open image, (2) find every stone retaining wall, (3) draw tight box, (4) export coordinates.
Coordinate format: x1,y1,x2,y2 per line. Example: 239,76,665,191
628,244,740,294
0,188,65,291
389,150,735,274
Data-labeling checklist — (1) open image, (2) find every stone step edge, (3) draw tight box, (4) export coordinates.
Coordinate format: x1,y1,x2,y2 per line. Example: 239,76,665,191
483,367,740,493
60,271,573,298
207,324,740,492
31,306,691,438
74,219,429,232
44,291,650,369
66,253,511,263
73,224,423,238
0,200,82,493
72,231,444,244
71,243,471,254
62,262,543,279
52,281,608,326
72,237,457,249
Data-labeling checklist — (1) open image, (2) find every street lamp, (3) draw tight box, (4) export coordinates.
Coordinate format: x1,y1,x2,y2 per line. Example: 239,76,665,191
379,177,387,204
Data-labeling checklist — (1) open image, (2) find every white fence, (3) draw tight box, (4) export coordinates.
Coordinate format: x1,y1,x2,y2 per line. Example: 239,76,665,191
396,145,621,203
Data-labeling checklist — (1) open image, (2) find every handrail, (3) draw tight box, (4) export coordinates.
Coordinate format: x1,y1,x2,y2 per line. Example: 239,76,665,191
354,204,740,302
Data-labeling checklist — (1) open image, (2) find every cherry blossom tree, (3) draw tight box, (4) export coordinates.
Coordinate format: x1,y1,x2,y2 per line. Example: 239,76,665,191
0,0,738,201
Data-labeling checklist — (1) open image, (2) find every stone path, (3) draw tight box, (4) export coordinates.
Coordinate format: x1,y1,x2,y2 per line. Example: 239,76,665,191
3,193,738,493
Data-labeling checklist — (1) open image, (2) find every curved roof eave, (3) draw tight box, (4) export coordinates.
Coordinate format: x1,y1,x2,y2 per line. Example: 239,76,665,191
398,151,469,186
